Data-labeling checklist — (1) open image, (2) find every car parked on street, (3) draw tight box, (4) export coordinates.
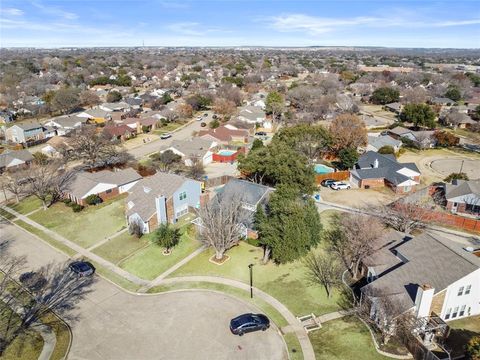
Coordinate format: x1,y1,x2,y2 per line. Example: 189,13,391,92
69,261,95,276
254,131,267,136
330,181,351,190
200,122,207,127
160,133,172,139
320,179,336,187
230,313,270,336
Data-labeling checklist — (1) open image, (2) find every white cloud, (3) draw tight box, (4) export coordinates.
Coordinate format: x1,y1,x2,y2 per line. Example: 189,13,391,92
1,7,24,16
31,1,78,20
166,22,203,36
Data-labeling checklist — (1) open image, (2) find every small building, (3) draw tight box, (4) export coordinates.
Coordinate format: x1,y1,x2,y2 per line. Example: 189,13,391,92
66,168,141,206
197,125,250,145
388,126,436,149
445,179,480,216
431,97,455,107
350,151,421,193
41,136,73,157
126,172,202,233
5,122,49,144
384,102,402,113
43,115,87,136
0,149,34,173
102,125,136,141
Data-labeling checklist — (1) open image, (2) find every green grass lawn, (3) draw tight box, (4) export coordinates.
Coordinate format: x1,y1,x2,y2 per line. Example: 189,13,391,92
92,231,149,264
29,197,127,248
170,241,342,317
310,317,389,360
7,196,43,215
119,232,201,280
153,121,187,135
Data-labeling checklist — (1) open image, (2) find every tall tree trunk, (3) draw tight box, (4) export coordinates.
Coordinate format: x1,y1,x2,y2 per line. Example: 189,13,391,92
325,284,331,298
215,248,224,260
41,199,47,211
262,246,271,264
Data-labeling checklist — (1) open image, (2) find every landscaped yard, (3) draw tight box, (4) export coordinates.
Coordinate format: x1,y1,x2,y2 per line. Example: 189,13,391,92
153,120,187,135
7,196,43,215
29,197,127,248
309,316,389,360
119,232,201,280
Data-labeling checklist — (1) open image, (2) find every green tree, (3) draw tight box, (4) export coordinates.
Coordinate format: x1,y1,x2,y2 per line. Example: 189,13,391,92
370,87,400,105
466,336,480,360
400,103,436,128
151,150,182,172
265,91,285,127
209,119,220,129
32,152,49,165
152,224,181,253
256,185,322,264
338,147,358,170
444,172,469,183
445,85,461,102
251,138,264,151
107,91,122,103
378,145,395,156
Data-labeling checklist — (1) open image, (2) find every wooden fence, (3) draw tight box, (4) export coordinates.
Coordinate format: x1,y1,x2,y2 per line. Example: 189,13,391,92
429,212,480,233
315,171,350,184
204,175,233,188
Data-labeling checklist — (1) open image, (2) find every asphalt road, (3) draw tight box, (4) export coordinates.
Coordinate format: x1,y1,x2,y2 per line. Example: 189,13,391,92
1,219,287,360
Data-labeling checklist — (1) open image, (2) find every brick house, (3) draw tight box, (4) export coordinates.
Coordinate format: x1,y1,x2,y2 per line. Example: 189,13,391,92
445,179,480,216
66,168,141,205
350,151,421,194
197,125,250,145
126,172,202,234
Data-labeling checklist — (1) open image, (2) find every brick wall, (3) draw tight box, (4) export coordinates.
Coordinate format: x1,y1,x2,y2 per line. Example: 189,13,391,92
148,215,158,233
359,178,385,189
74,186,120,206
165,197,175,223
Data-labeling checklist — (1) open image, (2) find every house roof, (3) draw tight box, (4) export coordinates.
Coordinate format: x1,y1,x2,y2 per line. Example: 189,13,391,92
0,149,34,168
385,102,402,111
362,232,479,316
218,179,272,208
367,135,402,151
122,117,157,126
169,138,215,158
432,97,455,105
45,136,72,149
103,125,135,137
46,115,87,128
238,106,265,121
197,125,249,142
14,122,43,131
67,168,141,199
126,172,192,221
445,179,480,200
82,108,110,118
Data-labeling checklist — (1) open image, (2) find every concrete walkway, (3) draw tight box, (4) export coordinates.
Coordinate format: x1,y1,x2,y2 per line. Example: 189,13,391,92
162,275,316,360
87,227,129,251
0,205,150,287
316,310,352,323
37,323,56,360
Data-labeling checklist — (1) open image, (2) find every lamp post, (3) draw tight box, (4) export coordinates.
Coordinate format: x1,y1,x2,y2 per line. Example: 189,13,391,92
248,263,254,298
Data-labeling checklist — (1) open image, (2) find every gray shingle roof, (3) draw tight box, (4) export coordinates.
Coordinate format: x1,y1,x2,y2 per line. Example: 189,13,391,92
169,138,214,158
0,149,34,168
218,179,272,208
445,179,480,200
15,122,43,131
368,135,402,151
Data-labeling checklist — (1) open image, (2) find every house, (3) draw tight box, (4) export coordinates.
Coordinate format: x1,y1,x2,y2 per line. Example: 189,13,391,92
165,138,217,166
5,122,53,144
431,97,455,106
237,105,271,129
43,115,87,136
77,108,111,124
0,110,15,124
361,231,480,326
366,135,402,153
99,102,130,112
126,172,202,233
441,112,476,129
350,151,421,193
66,168,141,206
41,136,73,157
121,117,158,133
0,149,34,173
102,125,136,141
197,125,250,145
388,126,436,149
384,102,402,113
445,179,480,216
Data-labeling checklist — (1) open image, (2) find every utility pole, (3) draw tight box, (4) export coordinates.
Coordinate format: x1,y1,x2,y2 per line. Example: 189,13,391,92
459,159,464,175
248,264,254,299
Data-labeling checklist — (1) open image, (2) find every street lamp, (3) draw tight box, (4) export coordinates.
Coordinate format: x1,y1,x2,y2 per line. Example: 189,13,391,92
248,263,254,298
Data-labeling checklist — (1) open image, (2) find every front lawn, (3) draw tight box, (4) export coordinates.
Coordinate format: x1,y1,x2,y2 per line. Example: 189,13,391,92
170,241,342,316
119,232,201,280
7,196,42,215
309,316,389,360
92,231,149,264
29,197,127,248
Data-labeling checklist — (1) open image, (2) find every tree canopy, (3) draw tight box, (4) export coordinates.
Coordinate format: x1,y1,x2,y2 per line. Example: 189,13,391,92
329,113,367,153
400,103,436,128
371,87,400,105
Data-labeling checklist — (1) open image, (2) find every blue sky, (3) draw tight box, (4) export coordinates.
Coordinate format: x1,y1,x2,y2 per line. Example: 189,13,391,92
1,1,479,48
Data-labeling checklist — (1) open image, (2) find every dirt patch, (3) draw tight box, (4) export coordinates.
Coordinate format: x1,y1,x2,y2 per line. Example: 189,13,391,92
320,187,398,208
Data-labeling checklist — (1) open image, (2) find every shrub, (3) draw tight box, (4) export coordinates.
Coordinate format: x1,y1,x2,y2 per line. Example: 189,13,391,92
245,237,261,247
85,194,103,206
72,204,84,212
371,87,400,105
152,224,180,252
466,336,480,360
129,218,144,238
444,172,469,183
378,145,395,156
433,131,460,148
63,198,72,205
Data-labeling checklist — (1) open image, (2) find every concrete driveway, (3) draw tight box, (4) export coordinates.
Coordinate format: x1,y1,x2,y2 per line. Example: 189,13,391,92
1,220,286,360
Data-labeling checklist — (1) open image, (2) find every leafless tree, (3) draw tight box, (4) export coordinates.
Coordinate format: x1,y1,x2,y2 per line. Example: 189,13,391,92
373,201,432,234
329,113,368,153
187,156,205,180
303,251,342,298
128,217,143,238
79,90,100,107
197,195,246,260
0,171,28,204
336,93,359,113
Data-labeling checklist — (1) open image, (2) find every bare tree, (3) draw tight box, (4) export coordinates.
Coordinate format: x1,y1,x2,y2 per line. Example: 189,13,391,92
187,156,205,180
128,217,144,238
329,113,368,153
303,251,342,298
197,195,246,260
374,201,432,234
0,171,28,204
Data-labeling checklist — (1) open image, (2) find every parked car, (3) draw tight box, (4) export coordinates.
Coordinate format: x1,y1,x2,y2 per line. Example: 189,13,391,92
200,122,207,127
380,130,389,136
196,116,203,121
321,179,336,187
203,113,208,117
330,182,351,190
160,133,172,139
230,313,270,336
255,131,267,136
212,114,218,119
69,261,95,276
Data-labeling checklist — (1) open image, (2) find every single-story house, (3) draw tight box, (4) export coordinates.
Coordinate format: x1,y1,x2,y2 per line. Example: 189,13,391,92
121,117,158,133
366,135,402,153
388,126,436,149
41,136,73,157
99,102,130,112
77,108,111,124
43,115,87,136
0,149,34,173
165,138,217,166
441,112,477,129
66,168,141,206
350,151,421,193
5,122,51,144
384,102,402,113
197,125,249,145
445,179,480,216
430,97,455,106
102,125,136,141
237,105,271,129
126,172,202,233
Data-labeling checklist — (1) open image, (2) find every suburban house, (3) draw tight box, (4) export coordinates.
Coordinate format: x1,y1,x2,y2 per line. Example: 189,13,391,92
77,108,111,124
197,125,250,145
361,231,479,353
121,117,158,133
441,112,476,129
5,122,54,144
102,124,136,141
350,151,421,193
430,97,455,107
237,105,271,129
126,172,202,233
65,168,141,206
99,102,130,112
43,115,87,136
388,126,436,149
165,138,217,166
384,102,402,113
366,135,402,153
0,149,34,173
40,136,73,157
444,179,480,216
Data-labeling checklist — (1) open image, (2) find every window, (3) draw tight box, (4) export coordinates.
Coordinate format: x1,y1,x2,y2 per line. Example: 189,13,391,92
465,285,471,295
179,191,187,201
458,286,464,296
452,306,459,318
444,308,452,320
106,189,112,194
459,305,466,317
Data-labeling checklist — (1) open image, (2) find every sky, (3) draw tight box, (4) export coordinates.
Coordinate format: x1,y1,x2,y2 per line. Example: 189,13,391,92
1,0,479,48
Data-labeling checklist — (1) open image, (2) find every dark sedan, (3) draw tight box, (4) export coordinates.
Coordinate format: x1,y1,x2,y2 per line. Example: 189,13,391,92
69,261,95,277
230,313,270,336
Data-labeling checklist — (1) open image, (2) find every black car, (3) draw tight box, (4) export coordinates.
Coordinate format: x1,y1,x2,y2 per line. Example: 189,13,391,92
200,122,207,127
321,179,336,187
255,131,267,136
230,313,270,336
69,261,95,276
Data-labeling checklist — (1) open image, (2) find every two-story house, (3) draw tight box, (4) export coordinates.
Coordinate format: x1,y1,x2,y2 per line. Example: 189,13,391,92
5,122,54,144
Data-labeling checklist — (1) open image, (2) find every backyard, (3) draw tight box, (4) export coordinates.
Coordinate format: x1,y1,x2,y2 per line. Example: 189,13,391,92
445,315,480,358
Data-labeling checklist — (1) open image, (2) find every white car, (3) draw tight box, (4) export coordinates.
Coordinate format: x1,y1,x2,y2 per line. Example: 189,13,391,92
330,182,351,190
160,133,172,140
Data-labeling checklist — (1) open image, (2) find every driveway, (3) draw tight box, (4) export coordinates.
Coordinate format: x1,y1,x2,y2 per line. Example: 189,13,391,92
1,220,286,360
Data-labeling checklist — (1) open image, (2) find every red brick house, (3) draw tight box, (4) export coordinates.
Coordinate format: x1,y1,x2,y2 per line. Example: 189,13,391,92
445,179,480,216
197,125,250,145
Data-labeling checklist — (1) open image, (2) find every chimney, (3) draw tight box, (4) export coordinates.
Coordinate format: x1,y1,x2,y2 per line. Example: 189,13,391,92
373,159,379,168
414,284,434,318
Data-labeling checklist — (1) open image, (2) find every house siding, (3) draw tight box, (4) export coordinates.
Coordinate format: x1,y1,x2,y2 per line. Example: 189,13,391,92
431,290,446,315
359,178,385,189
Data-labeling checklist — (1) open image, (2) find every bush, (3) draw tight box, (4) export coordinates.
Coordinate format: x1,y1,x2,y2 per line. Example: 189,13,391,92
72,204,84,212
85,194,102,206
129,219,144,238
466,336,480,360
338,147,358,170
152,223,180,252
444,172,469,183
371,87,400,105
245,237,261,247
378,145,395,156
63,198,72,205
209,119,220,129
